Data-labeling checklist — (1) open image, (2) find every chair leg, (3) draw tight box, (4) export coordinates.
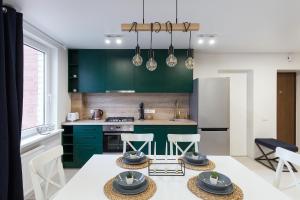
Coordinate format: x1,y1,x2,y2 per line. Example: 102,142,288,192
255,143,276,171
273,159,284,188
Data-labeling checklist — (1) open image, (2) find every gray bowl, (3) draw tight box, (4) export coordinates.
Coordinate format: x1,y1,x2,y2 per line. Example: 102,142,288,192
114,171,146,190
123,151,146,163
198,171,232,191
183,157,209,166
113,178,148,195
184,152,207,164
197,180,234,195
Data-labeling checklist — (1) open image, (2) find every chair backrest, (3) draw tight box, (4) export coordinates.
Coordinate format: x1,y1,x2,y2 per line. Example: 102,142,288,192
29,145,66,200
168,134,201,155
273,147,300,189
121,133,154,155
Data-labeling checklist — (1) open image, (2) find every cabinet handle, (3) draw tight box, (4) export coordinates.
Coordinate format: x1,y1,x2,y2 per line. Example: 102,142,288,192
82,147,95,150
81,136,96,139
81,128,96,131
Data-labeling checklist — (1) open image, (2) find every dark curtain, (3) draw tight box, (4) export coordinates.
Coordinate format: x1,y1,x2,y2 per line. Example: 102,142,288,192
0,1,24,200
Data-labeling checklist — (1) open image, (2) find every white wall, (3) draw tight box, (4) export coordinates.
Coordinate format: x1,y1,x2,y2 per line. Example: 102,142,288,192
193,52,300,157
296,73,300,149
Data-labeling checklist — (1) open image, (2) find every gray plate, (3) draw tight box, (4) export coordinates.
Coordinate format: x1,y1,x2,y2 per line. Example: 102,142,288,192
197,180,234,195
184,152,207,164
114,171,146,190
113,179,148,195
183,157,209,166
198,172,232,191
123,151,146,163
122,156,147,165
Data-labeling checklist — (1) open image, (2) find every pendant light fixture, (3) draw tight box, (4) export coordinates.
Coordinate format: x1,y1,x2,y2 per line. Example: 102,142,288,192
131,23,143,66
166,21,177,67
123,0,200,71
185,31,195,70
146,23,157,71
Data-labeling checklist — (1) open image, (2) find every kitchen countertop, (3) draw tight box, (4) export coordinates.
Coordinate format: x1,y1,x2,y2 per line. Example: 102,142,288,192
62,119,197,126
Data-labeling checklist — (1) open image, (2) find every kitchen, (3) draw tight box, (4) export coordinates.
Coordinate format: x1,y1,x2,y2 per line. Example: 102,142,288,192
1,0,300,200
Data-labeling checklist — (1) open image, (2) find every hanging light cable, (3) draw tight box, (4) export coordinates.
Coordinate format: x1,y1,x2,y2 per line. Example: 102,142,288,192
131,22,143,66
146,23,157,71
185,31,195,70
166,21,177,67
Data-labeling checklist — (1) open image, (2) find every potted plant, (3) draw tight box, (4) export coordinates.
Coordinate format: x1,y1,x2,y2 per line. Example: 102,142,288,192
210,171,219,185
125,172,134,185
190,150,199,160
129,151,138,159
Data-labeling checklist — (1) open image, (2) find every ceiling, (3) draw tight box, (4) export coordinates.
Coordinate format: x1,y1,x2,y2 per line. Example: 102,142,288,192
3,0,300,53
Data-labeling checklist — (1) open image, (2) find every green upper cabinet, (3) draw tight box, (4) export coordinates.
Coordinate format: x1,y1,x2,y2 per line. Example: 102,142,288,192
163,49,193,93
134,50,167,93
68,49,193,93
78,50,106,92
106,50,134,91
134,49,193,93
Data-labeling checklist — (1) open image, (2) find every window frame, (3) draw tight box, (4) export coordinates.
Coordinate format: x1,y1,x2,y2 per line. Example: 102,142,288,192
22,36,52,139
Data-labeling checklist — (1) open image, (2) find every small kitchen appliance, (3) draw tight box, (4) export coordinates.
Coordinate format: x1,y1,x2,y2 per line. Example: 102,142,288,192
66,112,79,122
90,109,104,120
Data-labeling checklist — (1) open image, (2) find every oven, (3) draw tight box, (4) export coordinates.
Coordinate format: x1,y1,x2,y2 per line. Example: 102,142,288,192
103,125,134,153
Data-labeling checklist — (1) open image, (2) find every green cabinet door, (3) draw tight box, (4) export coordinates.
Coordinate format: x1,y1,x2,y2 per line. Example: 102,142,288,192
163,49,193,93
134,49,193,92
106,50,135,91
73,125,103,167
78,50,106,92
133,50,166,92
74,144,101,167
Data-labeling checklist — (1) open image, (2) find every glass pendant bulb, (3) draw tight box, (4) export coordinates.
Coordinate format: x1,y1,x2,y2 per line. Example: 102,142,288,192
132,45,143,66
185,57,195,70
185,48,195,70
166,45,177,67
146,58,157,71
146,49,157,71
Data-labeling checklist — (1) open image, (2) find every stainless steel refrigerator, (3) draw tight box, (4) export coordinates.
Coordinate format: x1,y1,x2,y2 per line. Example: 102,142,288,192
190,78,230,155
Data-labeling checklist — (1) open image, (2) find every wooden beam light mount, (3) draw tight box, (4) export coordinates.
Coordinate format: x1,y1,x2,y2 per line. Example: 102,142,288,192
121,23,200,32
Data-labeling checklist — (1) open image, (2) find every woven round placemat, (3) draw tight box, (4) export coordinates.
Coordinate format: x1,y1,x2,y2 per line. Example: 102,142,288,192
104,176,157,200
182,159,216,171
187,176,244,200
116,157,149,169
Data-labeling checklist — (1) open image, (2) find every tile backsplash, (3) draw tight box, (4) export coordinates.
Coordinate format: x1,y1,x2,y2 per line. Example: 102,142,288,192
71,93,190,120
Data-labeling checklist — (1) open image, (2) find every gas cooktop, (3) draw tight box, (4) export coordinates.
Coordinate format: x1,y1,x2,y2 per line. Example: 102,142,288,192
105,117,134,122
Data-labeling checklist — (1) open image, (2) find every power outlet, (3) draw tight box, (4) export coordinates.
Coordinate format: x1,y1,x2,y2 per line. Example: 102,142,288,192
145,109,156,114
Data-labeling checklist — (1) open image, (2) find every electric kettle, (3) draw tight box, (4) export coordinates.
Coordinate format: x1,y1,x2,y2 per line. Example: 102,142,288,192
90,109,104,120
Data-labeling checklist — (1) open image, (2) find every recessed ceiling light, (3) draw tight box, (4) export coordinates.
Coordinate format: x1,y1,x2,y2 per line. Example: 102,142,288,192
105,39,111,44
208,38,216,45
116,38,122,44
198,38,204,45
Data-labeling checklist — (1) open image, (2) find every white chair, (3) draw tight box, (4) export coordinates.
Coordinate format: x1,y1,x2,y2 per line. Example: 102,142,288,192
121,133,154,155
167,134,201,156
29,145,66,200
273,147,300,190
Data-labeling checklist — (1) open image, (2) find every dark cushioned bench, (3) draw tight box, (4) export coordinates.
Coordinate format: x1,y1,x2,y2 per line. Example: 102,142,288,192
255,138,298,172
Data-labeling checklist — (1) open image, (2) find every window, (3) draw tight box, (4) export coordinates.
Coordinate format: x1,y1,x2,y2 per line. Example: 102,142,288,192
22,37,51,137
22,45,45,130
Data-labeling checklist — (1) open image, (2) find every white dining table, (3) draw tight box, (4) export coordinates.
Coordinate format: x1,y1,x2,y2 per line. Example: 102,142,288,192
53,155,291,200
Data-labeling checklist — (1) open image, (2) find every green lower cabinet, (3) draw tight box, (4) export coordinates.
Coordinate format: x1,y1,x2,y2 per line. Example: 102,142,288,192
73,125,103,167
134,125,197,155
74,144,101,167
